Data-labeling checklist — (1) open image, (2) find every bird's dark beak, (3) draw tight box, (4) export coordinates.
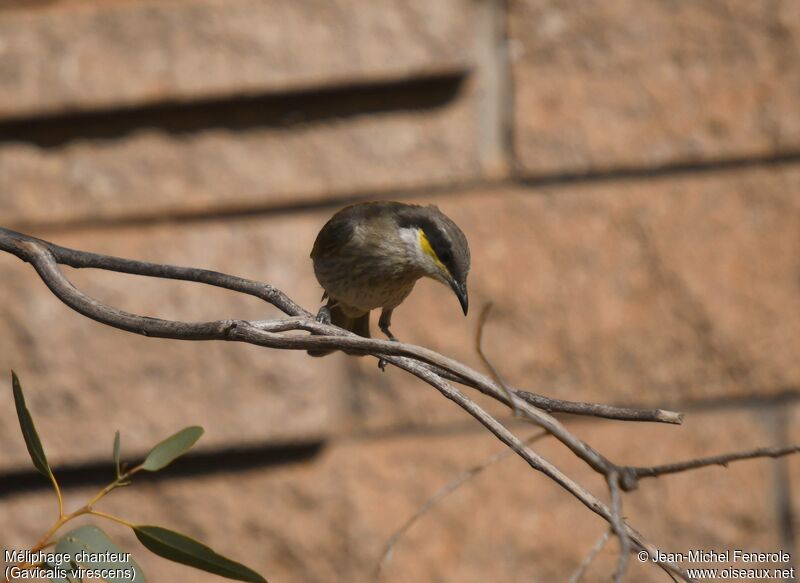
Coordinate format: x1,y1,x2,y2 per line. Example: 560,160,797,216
450,280,469,316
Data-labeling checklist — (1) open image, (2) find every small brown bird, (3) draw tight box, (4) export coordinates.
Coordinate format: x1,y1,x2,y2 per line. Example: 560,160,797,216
308,201,470,359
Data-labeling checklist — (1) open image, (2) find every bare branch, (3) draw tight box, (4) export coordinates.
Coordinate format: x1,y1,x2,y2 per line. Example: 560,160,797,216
608,472,630,583
631,444,800,480
568,529,612,583
473,302,684,425
513,391,683,425
475,302,521,413
411,362,683,424
375,430,549,580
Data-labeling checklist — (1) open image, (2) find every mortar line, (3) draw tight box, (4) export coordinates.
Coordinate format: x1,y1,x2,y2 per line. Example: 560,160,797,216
8,151,800,236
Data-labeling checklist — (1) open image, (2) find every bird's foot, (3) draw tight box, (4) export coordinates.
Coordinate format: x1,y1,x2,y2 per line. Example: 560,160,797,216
378,336,400,372
315,305,332,325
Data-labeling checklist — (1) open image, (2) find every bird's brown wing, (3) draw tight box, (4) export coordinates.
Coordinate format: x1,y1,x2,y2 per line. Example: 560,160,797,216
312,200,421,259
310,211,355,259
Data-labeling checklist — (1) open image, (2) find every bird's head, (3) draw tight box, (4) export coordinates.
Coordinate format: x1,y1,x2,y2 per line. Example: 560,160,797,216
397,205,471,315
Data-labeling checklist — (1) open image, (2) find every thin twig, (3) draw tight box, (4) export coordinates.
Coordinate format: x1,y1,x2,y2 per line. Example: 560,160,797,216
375,430,549,580
475,302,521,414
631,444,800,479
474,302,683,425
421,361,683,424
568,529,612,583
608,472,630,583
513,390,683,425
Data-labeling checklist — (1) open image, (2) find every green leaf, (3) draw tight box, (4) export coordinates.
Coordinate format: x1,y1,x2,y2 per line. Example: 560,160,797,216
113,430,122,479
133,525,266,583
11,371,52,478
55,525,144,583
141,426,203,472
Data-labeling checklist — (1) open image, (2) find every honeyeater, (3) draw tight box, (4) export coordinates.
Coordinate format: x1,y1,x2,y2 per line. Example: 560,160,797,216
308,201,470,357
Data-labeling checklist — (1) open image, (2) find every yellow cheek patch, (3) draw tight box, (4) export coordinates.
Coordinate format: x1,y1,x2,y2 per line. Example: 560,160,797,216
418,228,451,276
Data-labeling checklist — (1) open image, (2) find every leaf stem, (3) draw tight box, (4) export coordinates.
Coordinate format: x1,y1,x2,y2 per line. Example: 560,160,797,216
85,464,141,509
49,471,64,518
88,509,136,529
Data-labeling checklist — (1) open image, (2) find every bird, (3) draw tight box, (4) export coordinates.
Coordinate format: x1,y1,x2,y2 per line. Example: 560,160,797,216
307,201,470,364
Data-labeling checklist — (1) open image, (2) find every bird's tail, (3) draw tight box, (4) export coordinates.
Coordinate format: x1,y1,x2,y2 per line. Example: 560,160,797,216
307,305,370,357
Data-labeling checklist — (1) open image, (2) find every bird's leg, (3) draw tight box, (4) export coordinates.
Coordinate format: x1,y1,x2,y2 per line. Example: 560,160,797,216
378,309,397,341
378,308,398,371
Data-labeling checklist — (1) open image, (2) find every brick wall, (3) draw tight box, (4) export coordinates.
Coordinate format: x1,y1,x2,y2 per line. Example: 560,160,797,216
1,1,798,581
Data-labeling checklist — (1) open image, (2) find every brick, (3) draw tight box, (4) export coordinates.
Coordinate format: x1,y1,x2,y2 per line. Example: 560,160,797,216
0,85,480,226
2,410,782,582
510,0,800,175
0,0,474,119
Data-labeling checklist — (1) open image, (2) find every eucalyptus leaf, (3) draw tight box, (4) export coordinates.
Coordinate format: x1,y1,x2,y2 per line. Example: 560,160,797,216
113,430,122,479
55,525,144,583
141,426,203,472
11,371,52,478
133,525,266,583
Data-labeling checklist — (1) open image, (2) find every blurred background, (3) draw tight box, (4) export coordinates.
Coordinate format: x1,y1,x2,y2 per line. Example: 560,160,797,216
1,1,799,581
